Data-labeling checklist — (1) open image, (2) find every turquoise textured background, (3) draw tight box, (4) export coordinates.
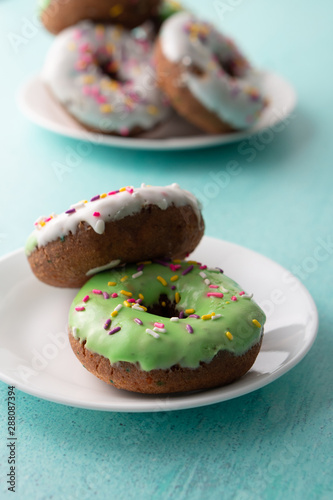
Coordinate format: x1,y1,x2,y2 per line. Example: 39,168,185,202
0,1,332,498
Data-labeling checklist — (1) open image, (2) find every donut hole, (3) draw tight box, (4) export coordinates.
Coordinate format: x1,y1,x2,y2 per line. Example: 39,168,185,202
97,56,123,82
187,64,205,78
146,294,181,319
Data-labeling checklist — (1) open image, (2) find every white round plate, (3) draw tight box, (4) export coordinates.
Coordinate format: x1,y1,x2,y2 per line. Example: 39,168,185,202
18,72,296,151
0,237,317,412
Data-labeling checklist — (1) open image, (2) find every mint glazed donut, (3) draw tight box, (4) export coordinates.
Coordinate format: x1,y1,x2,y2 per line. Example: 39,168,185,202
39,0,162,34
155,11,268,134
69,260,266,393
42,21,170,135
25,184,204,288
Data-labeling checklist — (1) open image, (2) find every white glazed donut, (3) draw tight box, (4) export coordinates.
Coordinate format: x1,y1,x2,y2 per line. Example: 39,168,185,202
42,21,171,136
155,11,267,132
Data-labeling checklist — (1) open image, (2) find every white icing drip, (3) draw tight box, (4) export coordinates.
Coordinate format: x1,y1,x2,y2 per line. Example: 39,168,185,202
28,184,202,252
86,259,121,276
159,12,266,129
42,21,170,133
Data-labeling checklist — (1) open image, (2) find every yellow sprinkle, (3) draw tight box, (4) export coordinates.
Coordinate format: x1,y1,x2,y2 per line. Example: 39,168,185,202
161,302,166,307
185,309,195,315
136,305,147,312
120,290,132,297
111,311,118,318
252,319,262,328
100,193,107,198
109,4,124,17
225,301,230,304
108,281,116,286
173,259,181,263
120,275,128,282
119,187,126,192
123,300,131,307
100,104,113,114
82,74,95,84
186,260,198,265
170,275,179,282
175,292,180,304
40,221,45,227
67,42,76,51
225,331,233,341
84,200,88,203
147,105,159,115
211,312,216,316
138,293,144,300
201,314,212,320
157,276,168,287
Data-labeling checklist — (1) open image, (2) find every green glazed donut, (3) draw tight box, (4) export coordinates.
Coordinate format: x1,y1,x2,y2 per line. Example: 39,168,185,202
68,259,266,393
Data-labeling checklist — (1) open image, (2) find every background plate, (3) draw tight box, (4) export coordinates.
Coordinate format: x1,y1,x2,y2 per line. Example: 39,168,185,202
18,71,296,151
0,237,317,412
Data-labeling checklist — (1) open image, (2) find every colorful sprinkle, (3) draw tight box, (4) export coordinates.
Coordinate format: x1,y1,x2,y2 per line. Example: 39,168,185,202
104,319,111,330
82,295,90,303
120,290,132,297
207,292,224,298
170,275,179,282
209,285,219,289
153,327,167,333
138,293,144,300
132,271,143,279
111,293,118,298
146,328,160,339
175,292,180,303
109,326,121,335
115,304,122,312
123,300,131,307
231,296,238,301
186,324,194,334
185,308,195,315
204,279,211,286
65,208,76,215
75,306,85,312
111,311,118,318
189,314,200,319
90,195,100,202
201,314,212,320
154,322,165,328
92,289,103,295
225,331,233,340
157,276,168,286
170,317,179,322
182,265,194,276
239,291,245,296
252,319,261,328
134,318,143,325
93,211,101,217
103,292,110,300
120,275,128,282
211,314,222,321
108,282,117,286
179,311,185,319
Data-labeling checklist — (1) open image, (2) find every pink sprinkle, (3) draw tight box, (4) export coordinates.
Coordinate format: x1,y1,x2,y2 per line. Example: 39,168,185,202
154,322,165,328
127,298,136,303
82,86,91,96
75,306,85,312
209,285,219,289
231,296,238,301
92,289,103,295
111,293,118,298
108,190,119,196
169,264,181,272
82,295,90,303
126,187,134,194
207,292,224,298
239,291,245,296
79,42,90,53
96,95,107,104
120,127,129,136
200,265,207,270
73,29,82,40
93,211,101,217
44,217,52,223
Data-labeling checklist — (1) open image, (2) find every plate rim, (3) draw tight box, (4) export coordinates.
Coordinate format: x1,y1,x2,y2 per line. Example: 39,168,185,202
0,238,318,412
17,71,297,151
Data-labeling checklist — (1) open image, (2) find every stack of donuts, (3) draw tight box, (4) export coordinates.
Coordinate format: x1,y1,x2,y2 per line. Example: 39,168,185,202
26,183,266,393
40,0,268,136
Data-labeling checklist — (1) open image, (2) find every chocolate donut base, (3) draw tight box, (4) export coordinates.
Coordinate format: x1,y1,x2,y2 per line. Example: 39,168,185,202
28,204,204,288
69,331,263,394
41,0,161,35
154,40,236,135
